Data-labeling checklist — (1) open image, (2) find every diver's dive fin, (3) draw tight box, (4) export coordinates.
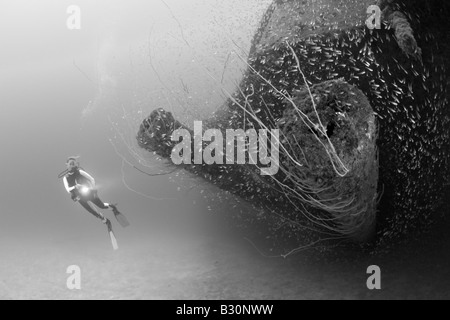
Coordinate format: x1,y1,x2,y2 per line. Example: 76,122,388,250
109,231,119,251
111,205,130,228
114,211,130,228
106,219,119,250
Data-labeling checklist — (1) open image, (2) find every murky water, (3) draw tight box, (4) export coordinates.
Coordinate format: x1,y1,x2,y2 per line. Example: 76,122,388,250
1,0,449,300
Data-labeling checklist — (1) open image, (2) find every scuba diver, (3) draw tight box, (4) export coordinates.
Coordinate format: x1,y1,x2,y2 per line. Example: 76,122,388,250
59,157,129,249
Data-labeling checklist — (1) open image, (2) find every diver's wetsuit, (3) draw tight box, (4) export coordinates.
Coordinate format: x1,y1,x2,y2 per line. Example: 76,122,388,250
63,168,110,221
77,190,109,220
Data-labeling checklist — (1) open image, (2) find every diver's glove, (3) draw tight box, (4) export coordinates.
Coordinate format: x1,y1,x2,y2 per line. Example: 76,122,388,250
70,192,78,202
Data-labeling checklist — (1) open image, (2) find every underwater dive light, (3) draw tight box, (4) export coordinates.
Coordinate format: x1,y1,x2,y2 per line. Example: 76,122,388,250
80,186,90,195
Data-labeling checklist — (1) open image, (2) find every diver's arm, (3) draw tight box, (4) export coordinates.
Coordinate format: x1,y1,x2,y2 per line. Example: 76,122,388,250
63,176,76,193
79,170,96,186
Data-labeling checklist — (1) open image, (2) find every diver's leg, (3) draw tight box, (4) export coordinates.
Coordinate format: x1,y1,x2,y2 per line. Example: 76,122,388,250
89,191,129,226
79,200,106,222
90,192,111,209
90,193,128,226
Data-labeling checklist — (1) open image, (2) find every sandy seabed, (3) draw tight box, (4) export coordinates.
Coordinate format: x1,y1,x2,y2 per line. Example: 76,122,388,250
0,206,449,300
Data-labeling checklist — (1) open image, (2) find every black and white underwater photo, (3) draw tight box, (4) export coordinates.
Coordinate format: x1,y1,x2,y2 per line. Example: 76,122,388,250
1,0,449,301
